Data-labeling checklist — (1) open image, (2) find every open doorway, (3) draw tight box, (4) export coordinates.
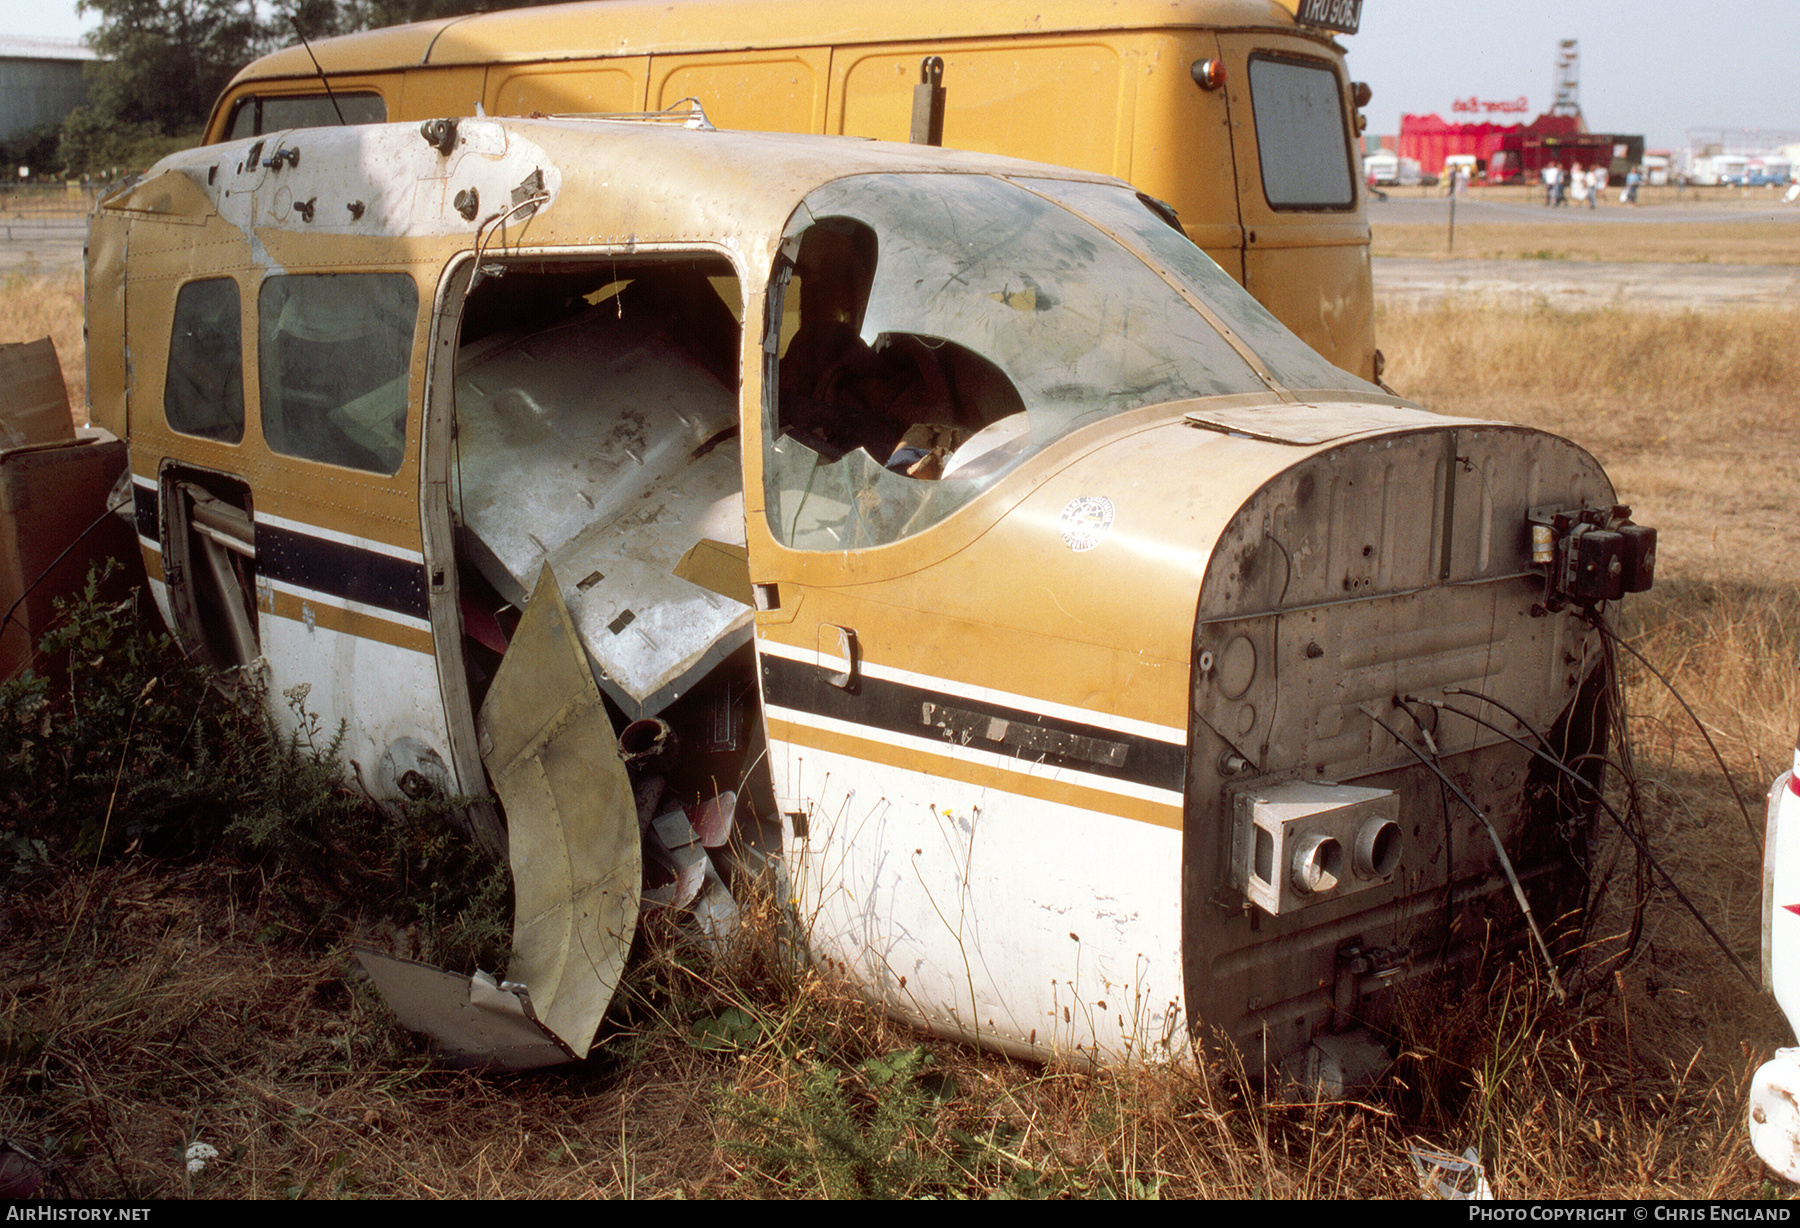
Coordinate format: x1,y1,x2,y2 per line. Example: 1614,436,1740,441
443,252,780,920
159,467,259,672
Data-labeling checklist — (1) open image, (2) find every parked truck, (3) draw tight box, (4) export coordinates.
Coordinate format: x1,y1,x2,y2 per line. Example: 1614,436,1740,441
202,0,1384,382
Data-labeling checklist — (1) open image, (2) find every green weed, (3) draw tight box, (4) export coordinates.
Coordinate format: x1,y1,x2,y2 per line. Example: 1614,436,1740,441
0,566,509,972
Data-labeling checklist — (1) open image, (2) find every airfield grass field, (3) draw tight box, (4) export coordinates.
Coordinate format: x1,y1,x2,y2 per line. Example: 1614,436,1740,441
1,214,1798,1198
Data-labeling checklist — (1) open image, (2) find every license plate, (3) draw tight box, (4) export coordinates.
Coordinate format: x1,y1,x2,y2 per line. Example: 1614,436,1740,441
1295,0,1363,35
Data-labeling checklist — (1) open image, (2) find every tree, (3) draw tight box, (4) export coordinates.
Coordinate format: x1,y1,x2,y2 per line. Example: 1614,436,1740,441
55,0,258,174
78,0,261,137
58,0,567,175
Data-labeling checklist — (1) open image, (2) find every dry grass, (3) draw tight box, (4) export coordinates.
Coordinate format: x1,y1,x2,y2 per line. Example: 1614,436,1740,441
0,270,86,418
0,862,1774,1199
1381,300,1800,591
1373,221,1800,266
1380,291,1800,1198
3,246,1798,1197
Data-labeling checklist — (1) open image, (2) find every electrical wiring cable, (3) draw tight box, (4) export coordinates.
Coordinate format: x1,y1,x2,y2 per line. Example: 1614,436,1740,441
1589,609,1757,846
1404,692,1757,990
1361,701,1568,1002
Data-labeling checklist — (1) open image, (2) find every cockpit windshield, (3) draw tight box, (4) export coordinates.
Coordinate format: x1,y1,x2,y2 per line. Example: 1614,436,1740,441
765,172,1375,551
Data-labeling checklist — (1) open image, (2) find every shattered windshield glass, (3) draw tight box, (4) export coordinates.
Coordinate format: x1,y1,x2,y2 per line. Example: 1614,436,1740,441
765,173,1368,552
1019,176,1381,391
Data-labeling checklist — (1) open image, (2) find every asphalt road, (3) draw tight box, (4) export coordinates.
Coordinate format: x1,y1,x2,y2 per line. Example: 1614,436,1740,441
1366,192,1800,308
0,221,84,275
1368,192,1800,226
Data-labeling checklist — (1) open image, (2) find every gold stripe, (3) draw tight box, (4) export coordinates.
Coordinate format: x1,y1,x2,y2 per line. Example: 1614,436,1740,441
766,715,1183,831
265,589,436,656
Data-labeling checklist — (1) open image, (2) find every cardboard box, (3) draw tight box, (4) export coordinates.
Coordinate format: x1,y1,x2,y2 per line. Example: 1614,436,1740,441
0,338,76,452
0,338,140,680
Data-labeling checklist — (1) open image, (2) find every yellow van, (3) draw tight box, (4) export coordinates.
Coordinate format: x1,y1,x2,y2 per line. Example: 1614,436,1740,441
205,0,1380,381
86,113,1653,1071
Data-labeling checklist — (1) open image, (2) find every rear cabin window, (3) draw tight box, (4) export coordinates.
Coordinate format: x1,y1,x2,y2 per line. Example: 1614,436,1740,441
258,273,416,474
224,92,386,140
164,278,244,443
1247,55,1355,209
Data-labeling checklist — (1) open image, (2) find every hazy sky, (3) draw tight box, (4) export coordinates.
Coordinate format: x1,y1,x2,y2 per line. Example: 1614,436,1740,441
2,1,99,44
5,0,1795,153
1346,1,1796,153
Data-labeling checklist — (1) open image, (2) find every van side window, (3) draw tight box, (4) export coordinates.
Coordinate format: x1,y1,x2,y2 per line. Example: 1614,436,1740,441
224,92,386,141
258,273,416,474
1247,55,1355,210
164,278,244,443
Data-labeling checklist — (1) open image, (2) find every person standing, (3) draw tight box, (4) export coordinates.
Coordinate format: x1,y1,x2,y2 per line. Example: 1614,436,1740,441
1543,161,1559,206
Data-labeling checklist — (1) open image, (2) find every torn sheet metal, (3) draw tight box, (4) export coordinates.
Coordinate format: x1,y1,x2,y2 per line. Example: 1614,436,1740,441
477,566,641,1063
672,539,753,608
352,949,575,1071
689,790,737,848
642,803,740,945
1408,1145,1494,1201
454,303,752,719
357,568,641,1070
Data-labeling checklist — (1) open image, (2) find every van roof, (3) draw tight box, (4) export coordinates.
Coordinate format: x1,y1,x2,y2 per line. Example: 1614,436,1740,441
231,0,1303,82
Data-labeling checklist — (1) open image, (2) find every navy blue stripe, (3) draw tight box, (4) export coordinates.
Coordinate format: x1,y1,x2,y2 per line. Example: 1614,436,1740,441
133,482,160,544
256,523,429,621
134,482,424,622
761,653,1186,794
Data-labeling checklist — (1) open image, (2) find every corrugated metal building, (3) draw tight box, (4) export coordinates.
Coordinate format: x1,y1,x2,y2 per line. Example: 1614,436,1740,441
0,36,95,143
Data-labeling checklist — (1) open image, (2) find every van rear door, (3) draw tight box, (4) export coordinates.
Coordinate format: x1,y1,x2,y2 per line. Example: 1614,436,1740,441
1215,33,1374,380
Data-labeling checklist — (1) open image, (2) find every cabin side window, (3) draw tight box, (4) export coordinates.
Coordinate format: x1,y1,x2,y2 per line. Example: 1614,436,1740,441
1247,54,1356,210
224,91,387,140
257,272,417,475
164,277,244,443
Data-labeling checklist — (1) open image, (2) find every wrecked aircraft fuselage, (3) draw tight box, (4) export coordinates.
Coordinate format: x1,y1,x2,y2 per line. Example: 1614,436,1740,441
87,117,1651,1071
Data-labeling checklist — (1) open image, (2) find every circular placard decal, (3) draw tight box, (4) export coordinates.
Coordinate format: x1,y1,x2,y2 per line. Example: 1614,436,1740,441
1058,495,1115,552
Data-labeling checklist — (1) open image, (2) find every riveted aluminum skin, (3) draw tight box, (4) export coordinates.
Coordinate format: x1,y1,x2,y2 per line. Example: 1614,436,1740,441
90,116,1621,1070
